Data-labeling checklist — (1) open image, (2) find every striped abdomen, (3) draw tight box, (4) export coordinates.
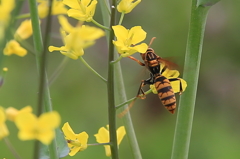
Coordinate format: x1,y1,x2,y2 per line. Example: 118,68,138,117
154,75,176,114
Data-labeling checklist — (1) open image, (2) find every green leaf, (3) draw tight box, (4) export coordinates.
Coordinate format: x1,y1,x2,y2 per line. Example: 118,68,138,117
40,128,69,159
197,0,221,7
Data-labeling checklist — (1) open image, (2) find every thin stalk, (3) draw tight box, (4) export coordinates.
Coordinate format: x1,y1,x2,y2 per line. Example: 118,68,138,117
115,89,152,109
28,0,58,158
118,12,125,25
99,0,143,158
92,19,111,31
107,0,119,158
4,138,21,159
87,142,110,146
110,55,123,65
48,56,69,86
15,13,30,19
171,2,210,159
79,56,107,83
99,0,110,40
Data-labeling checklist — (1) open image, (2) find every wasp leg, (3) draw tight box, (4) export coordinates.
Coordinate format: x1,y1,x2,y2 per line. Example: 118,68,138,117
137,81,146,99
169,78,183,95
137,74,154,99
128,56,145,66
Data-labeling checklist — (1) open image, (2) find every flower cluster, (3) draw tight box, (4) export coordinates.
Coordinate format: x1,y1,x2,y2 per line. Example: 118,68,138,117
0,106,60,145
63,0,97,22
0,0,15,40
0,0,188,158
38,0,68,19
112,25,148,57
48,15,105,59
3,19,33,57
62,122,126,157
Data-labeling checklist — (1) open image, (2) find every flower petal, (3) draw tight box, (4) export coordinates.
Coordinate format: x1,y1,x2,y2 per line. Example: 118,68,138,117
62,122,77,139
131,43,148,53
94,127,109,143
0,107,9,139
116,126,126,145
82,0,91,6
3,40,27,57
48,46,65,52
112,25,128,42
14,19,33,40
76,131,88,150
38,111,60,130
85,0,97,20
37,130,55,145
69,146,81,156
63,0,81,9
117,0,141,14
103,145,111,157
170,78,187,93
67,9,86,21
15,113,37,140
129,26,147,44
58,15,74,33
162,69,180,78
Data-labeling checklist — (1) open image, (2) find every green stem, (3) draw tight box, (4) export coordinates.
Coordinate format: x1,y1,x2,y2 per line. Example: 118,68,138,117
48,56,69,86
99,0,143,158
79,56,107,83
107,0,119,158
110,55,123,65
99,0,110,40
115,65,142,159
171,3,210,159
4,138,22,159
92,19,111,31
115,89,152,109
87,142,110,146
28,0,58,158
15,13,30,19
118,12,125,25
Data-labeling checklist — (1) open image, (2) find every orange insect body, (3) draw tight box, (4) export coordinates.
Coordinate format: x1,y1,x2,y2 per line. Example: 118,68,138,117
127,37,183,114
154,75,176,114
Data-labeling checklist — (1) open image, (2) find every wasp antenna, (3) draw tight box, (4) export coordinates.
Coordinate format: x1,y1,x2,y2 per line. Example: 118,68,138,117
118,98,137,118
148,37,156,47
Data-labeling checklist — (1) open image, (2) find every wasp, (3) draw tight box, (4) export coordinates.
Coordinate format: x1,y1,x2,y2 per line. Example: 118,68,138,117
127,37,185,114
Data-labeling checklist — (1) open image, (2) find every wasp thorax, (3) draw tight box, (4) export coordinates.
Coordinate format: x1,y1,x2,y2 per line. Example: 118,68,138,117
147,48,154,52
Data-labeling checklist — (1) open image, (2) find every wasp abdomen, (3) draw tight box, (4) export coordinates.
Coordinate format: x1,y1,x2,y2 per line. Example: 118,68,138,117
155,75,177,114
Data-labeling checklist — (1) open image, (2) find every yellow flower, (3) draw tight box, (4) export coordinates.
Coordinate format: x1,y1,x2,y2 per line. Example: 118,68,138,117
94,125,126,157
3,67,8,72
5,106,32,121
62,122,88,156
160,64,187,93
3,40,27,57
15,111,60,145
0,0,15,40
0,107,9,140
14,19,33,40
38,0,68,19
117,0,141,14
3,19,33,57
49,16,104,59
63,0,97,22
0,0,15,22
112,25,148,57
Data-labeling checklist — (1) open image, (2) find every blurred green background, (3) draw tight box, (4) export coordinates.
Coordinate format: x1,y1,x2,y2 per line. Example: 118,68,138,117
1,0,240,158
